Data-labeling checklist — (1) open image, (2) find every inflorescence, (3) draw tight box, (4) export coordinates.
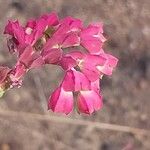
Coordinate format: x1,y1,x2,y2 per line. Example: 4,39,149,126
0,12,118,115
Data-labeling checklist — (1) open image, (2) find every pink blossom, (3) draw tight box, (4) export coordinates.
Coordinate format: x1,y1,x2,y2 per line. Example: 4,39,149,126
48,86,73,115
43,25,80,51
4,20,25,53
60,16,83,32
96,53,118,76
40,12,59,26
42,16,82,51
59,50,118,81
80,23,106,54
48,69,103,114
58,55,77,70
4,20,25,44
77,90,103,114
2,12,118,115
18,46,44,69
62,69,91,91
4,13,59,54
41,48,62,64
25,12,59,45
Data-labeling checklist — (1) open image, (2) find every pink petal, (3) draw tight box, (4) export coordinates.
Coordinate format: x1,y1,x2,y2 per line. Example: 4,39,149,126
19,45,33,63
42,48,62,64
62,70,75,91
4,20,18,35
29,54,44,69
25,13,59,45
62,69,91,91
84,54,106,66
58,56,76,70
81,26,100,37
4,20,25,45
89,22,104,33
81,54,106,81
81,37,103,53
62,33,80,48
41,12,59,26
58,51,84,70
48,87,73,115
91,79,100,94
81,23,104,38
80,23,106,53
97,65,113,75
60,16,83,32
72,69,91,91
81,67,100,81
105,54,118,67
77,90,103,114
26,19,36,29
54,23,70,36
19,46,44,69
96,53,118,75
66,51,84,60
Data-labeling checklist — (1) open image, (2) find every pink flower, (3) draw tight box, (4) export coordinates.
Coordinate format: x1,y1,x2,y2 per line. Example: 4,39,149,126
80,23,106,54
70,70,102,114
3,12,118,115
25,12,59,45
18,46,44,69
62,69,91,91
60,16,83,32
43,17,82,51
61,32,80,48
77,90,102,114
48,69,103,114
40,32,80,66
4,20,25,53
58,55,77,70
80,52,118,80
4,20,25,44
96,53,118,76
48,86,73,115
43,26,80,51
59,50,118,81
40,12,59,26
41,48,62,64
4,13,59,54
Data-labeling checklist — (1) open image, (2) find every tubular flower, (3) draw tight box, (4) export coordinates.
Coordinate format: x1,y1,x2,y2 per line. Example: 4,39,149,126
1,12,118,115
4,13,59,53
59,50,118,81
48,69,103,114
48,86,74,115
77,90,102,114
80,23,106,54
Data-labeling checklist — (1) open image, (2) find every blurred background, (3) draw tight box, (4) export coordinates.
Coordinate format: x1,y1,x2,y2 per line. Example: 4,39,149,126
0,0,150,149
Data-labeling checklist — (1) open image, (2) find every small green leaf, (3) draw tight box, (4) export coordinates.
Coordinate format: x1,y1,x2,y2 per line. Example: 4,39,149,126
0,88,5,98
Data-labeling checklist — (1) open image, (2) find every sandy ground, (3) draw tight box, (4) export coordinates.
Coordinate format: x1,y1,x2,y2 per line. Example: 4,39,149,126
0,0,150,150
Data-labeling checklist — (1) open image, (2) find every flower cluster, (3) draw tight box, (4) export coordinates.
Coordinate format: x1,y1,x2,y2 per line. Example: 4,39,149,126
0,12,118,115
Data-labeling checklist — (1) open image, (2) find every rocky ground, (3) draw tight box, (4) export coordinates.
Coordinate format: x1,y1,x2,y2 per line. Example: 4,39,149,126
0,0,150,150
